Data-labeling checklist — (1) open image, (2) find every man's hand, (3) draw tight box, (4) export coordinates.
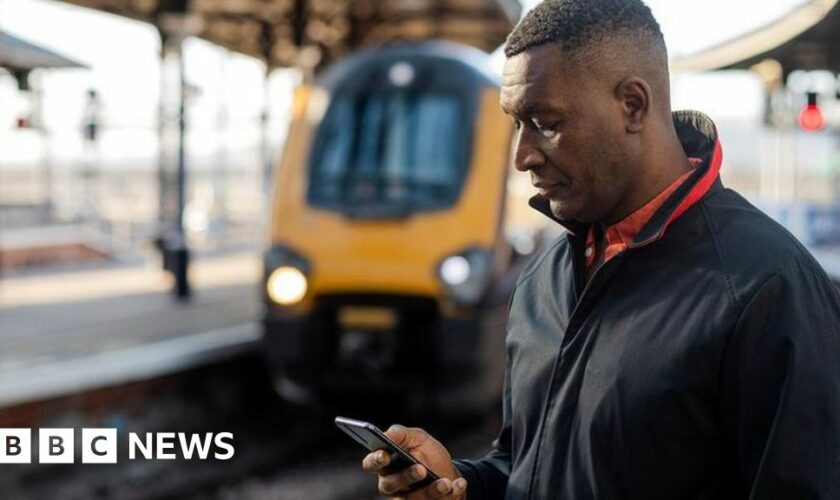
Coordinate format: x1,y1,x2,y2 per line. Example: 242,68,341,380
361,424,466,499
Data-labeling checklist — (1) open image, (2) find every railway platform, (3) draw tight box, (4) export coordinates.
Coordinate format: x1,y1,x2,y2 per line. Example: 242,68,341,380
0,251,262,408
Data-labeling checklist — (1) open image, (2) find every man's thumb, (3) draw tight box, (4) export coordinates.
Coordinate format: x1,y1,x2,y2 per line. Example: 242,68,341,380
386,424,427,448
385,424,408,444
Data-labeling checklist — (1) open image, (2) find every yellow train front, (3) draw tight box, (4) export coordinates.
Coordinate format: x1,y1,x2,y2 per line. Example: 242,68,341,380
262,41,539,413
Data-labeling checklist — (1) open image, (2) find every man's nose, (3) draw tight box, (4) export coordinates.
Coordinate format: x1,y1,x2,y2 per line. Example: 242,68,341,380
513,128,546,173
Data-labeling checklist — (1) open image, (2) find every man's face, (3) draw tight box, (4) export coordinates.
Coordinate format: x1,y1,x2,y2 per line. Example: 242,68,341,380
501,43,636,223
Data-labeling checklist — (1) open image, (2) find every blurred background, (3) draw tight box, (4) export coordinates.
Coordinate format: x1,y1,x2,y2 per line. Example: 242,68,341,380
1,0,839,498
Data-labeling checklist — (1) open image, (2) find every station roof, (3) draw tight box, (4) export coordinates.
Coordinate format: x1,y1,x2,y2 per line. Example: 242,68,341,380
0,31,87,72
671,0,840,75
57,0,521,72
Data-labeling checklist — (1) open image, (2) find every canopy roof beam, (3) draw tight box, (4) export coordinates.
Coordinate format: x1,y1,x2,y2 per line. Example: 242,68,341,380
672,0,840,77
56,0,520,73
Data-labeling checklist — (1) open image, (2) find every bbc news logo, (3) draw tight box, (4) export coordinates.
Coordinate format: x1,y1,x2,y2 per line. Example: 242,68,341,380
0,429,234,463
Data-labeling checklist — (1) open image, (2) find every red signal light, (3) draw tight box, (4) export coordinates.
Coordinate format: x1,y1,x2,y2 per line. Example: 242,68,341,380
799,105,824,132
798,92,825,132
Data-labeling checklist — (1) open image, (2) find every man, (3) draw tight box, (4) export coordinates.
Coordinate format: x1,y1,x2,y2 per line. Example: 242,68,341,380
362,0,840,498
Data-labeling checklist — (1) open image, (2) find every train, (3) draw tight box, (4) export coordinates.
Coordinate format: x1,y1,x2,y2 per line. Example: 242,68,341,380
261,41,546,414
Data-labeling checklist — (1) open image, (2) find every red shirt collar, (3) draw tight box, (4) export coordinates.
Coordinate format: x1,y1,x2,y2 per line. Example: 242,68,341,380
585,158,702,272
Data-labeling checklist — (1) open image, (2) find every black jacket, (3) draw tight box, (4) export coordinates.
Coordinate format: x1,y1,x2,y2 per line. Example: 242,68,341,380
454,111,840,499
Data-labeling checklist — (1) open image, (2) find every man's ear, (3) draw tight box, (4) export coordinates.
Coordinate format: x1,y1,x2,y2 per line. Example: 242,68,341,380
614,77,651,134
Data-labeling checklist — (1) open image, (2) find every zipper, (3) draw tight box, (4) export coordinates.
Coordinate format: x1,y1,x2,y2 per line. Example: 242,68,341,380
525,249,626,500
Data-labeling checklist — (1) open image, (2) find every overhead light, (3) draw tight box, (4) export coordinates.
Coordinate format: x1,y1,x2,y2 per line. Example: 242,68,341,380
388,62,415,87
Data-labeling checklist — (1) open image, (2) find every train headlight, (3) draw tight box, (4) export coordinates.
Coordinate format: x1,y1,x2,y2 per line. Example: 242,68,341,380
267,267,308,305
264,245,311,306
440,255,471,286
437,247,493,306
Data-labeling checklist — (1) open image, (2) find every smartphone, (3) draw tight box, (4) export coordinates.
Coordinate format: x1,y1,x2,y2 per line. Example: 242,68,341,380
335,416,439,489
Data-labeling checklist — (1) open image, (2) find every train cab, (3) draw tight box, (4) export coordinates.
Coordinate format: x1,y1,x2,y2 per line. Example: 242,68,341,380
262,41,545,413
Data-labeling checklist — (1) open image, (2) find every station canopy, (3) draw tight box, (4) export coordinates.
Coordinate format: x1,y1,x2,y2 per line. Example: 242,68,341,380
0,31,87,71
57,0,521,72
0,31,87,89
671,0,840,78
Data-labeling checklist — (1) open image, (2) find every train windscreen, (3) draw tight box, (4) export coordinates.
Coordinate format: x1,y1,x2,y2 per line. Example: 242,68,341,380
307,91,470,214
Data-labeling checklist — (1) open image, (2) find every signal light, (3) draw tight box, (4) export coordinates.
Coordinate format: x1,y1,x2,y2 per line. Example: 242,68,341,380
798,92,825,132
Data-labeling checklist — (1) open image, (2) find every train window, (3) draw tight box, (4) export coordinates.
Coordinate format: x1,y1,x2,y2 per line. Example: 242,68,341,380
308,91,470,213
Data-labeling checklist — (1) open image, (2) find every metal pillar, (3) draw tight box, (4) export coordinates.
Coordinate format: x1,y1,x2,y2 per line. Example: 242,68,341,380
30,71,55,221
157,37,169,231
156,14,203,301
173,40,189,299
262,68,273,194
215,49,230,221
81,87,101,226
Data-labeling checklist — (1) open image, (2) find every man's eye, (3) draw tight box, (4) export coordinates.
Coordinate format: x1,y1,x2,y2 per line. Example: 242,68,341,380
537,122,561,137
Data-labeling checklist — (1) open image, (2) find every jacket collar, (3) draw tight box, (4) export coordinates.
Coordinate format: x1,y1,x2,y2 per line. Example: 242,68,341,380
527,110,723,247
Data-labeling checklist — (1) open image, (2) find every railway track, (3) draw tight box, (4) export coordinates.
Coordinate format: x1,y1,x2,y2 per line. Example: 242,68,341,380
0,353,499,500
